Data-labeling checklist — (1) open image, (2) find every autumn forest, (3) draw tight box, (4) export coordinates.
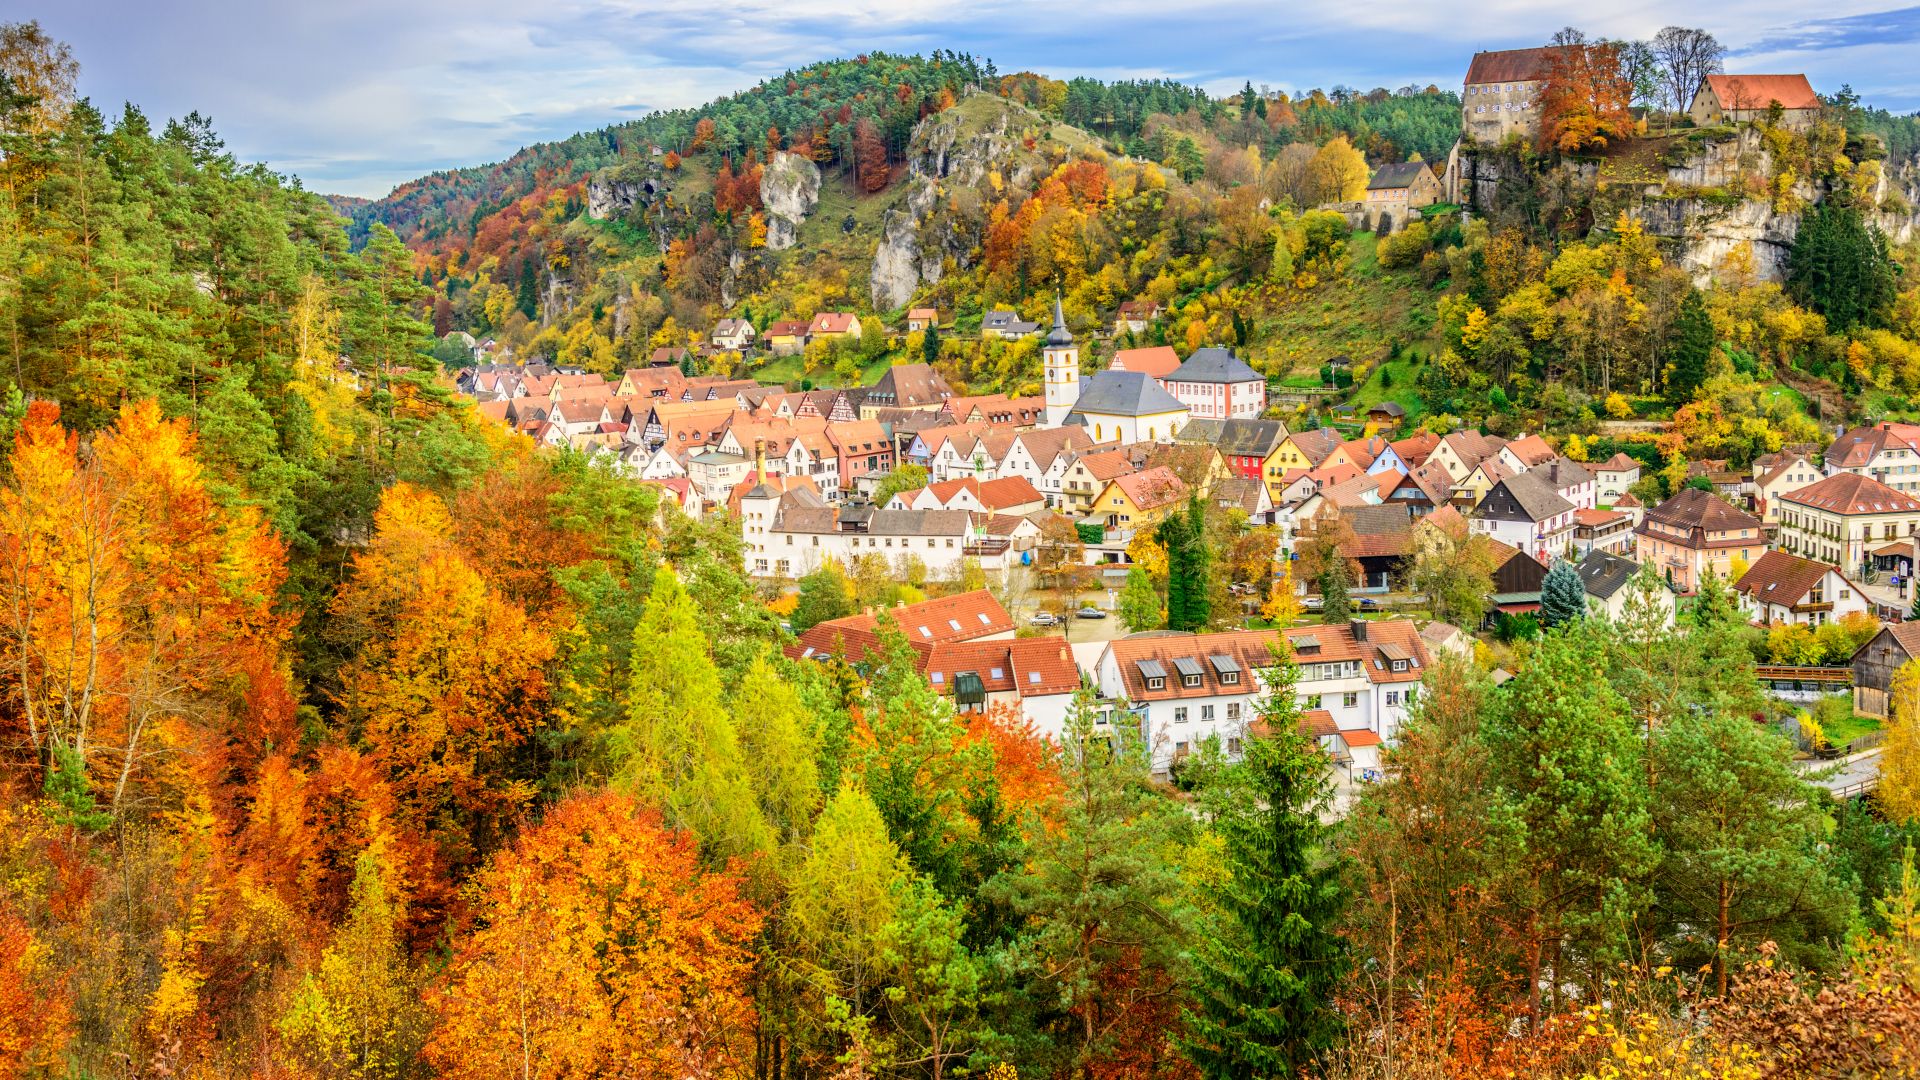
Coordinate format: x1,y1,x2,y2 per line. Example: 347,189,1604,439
10,16,1920,1080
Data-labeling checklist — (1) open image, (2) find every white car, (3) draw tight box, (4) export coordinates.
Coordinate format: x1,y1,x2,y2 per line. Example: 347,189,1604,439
1028,611,1059,626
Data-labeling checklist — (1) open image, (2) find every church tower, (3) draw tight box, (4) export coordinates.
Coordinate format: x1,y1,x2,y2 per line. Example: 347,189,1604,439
1043,295,1079,428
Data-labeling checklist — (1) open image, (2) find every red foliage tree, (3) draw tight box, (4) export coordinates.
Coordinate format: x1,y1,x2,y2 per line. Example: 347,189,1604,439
853,118,889,193
690,117,716,152
1539,37,1634,152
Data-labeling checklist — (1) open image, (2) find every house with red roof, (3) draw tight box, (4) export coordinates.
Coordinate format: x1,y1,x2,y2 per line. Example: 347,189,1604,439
1093,618,1431,776
1777,471,1920,578
807,312,862,340
1690,74,1821,130
1734,550,1870,628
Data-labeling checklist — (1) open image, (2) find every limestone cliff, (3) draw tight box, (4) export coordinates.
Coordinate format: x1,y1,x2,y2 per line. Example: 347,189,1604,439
1456,126,1920,283
868,90,1102,310
760,151,821,251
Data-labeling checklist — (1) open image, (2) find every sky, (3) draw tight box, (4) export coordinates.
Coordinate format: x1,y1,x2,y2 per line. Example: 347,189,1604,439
27,0,1920,199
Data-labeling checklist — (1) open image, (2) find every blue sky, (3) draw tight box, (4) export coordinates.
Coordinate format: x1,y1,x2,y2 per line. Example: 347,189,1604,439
30,0,1920,198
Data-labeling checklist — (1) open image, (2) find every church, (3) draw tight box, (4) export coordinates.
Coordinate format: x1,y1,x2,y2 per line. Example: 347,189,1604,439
1042,298,1189,443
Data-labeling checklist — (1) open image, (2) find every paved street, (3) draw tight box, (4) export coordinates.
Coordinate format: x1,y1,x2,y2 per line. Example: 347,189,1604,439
1801,747,1882,798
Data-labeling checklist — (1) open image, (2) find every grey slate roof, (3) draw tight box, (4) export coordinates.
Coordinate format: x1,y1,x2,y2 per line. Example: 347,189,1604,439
983,310,1040,334
1046,296,1073,347
1170,347,1262,385
1475,470,1574,523
1576,549,1640,600
1067,369,1186,418
1369,162,1433,190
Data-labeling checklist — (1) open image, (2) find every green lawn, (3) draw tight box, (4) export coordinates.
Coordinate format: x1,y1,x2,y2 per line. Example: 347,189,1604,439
1824,711,1882,751
1251,233,1434,382
749,350,899,389
1345,350,1428,421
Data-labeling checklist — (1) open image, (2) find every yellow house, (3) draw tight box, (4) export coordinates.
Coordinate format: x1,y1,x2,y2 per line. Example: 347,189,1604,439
1426,431,1503,484
1270,428,1343,473
1455,458,1515,509
1094,466,1189,531
764,319,810,356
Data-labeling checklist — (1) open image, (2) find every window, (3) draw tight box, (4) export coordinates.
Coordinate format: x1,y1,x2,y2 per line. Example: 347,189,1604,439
1228,737,1243,755
1182,673,1201,688
1406,687,1418,705
1343,692,1358,708
1221,670,1239,685
1174,707,1188,724
1391,660,1408,673
1146,676,1165,691
1386,691,1399,706
1201,704,1215,721
1301,694,1323,710
1226,702,1241,720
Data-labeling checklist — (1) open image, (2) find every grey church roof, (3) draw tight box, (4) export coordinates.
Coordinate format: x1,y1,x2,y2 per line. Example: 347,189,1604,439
1065,370,1185,418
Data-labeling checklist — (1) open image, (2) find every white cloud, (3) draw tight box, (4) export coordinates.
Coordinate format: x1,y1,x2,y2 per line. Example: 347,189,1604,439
34,0,1920,198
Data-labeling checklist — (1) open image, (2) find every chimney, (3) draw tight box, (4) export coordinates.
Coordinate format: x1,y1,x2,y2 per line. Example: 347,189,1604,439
1349,618,1368,642
754,437,767,484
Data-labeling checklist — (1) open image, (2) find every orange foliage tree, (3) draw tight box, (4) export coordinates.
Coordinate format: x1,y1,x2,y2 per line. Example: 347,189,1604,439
690,117,716,153
0,905,72,1076
425,793,762,1080
328,483,553,875
1539,37,1634,152
0,400,290,815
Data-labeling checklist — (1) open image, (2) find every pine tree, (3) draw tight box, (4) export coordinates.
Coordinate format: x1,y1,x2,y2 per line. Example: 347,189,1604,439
922,320,941,365
1540,559,1586,628
1665,289,1713,404
516,260,539,322
1159,496,1212,632
1317,562,1352,624
1182,654,1347,1078
1788,201,1897,332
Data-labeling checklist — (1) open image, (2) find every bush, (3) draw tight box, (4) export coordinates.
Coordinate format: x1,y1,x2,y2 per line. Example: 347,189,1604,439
1378,221,1431,269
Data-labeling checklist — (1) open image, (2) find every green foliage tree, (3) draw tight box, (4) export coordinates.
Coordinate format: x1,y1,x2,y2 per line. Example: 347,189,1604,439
732,654,822,847
42,738,110,833
881,877,988,1080
987,690,1192,1075
790,783,911,1018
1182,653,1347,1077
792,564,857,632
1317,562,1352,624
1651,701,1853,993
871,462,930,508
1788,201,1897,332
1539,559,1586,628
1159,496,1212,632
1665,288,1713,404
614,566,772,860
1481,621,1656,1019
1118,564,1163,632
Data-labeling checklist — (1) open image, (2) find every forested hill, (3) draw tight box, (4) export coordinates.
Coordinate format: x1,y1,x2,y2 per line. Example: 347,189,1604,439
336,52,1461,258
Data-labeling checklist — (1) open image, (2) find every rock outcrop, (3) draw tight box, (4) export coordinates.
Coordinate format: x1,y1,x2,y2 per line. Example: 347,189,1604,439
867,91,1089,310
761,151,821,251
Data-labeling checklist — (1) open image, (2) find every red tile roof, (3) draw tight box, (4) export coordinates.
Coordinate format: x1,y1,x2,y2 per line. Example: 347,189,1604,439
790,590,1015,662
809,312,859,335
1465,46,1570,84
1704,73,1820,112
1734,550,1846,608
1110,346,1182,379
1573,507,1628,527
924,637,1081,699
1111,466,1188,511
1782,472,1920,516
1104,620,1429,704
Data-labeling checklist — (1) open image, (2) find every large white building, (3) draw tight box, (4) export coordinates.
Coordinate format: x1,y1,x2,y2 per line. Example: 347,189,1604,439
1093,620,1429,777
1165,347,1267,420
1041,298,1188,441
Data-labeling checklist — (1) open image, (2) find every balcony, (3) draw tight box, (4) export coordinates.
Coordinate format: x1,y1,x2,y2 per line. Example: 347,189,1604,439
963,538,1011,557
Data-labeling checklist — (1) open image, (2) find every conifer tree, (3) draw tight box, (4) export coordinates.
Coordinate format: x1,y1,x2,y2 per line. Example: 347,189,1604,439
1539,558,1586,628
616,565,772,860
1665,288,1713,404
1182,652,1347,1078
1317,562,1352,624
1118,564,1164,631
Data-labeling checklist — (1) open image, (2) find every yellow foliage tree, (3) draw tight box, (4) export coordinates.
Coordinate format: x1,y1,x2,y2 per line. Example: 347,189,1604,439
1262,561,1303,626
1882,660,1920,824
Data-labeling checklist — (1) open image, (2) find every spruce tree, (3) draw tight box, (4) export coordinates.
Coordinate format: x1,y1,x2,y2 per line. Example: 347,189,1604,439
1159,496,1212,632
1665,288,1713,405
1540,559,1586,628
922,320,940,366
1317,562,1352,624
1788,201,1897,332
1182,656,1347,1077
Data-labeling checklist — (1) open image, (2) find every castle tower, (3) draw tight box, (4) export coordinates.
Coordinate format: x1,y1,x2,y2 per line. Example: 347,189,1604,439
1042,295,1079,428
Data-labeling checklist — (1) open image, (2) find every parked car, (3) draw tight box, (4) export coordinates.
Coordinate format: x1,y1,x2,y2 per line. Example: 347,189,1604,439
1075,606,1107,619
1028,611,1059,626
1359,598,1379,610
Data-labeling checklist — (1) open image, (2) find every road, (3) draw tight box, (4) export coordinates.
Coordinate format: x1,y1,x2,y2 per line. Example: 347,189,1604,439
1801,747,1881,798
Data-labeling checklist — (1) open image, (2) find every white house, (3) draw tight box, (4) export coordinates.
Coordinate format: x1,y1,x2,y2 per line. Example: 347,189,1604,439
1593,452,1642,505
1469,471,1576,565
1734,549,1871,628
1576,549,1676,626
1164,347,1267,421
1094,620,1430,776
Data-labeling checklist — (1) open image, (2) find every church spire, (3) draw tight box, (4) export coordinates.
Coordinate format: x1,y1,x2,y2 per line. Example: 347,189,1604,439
1046,293,1073,347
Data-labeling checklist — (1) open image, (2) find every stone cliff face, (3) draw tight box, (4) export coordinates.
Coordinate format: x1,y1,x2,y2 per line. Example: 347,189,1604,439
1457,126,1920,284
867,91,1074,310
760,151,821,251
